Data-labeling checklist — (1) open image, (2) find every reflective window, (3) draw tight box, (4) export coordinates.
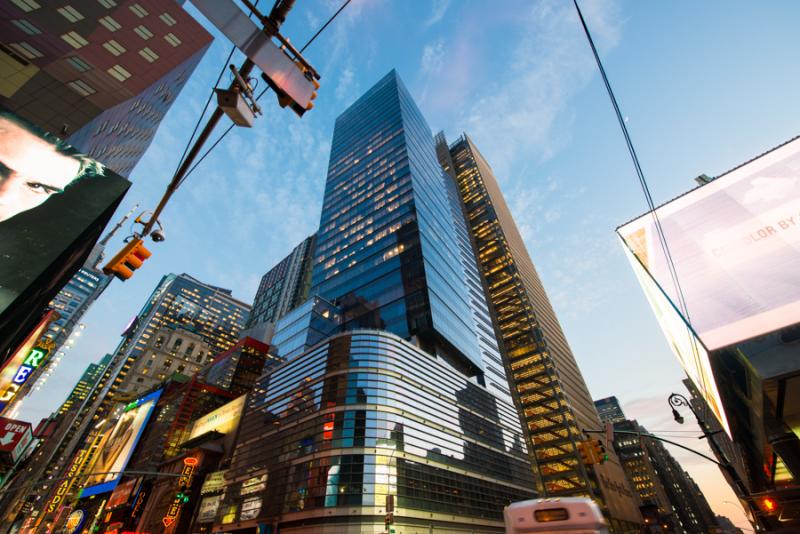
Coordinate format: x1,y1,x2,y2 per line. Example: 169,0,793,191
107,64,131,82
129,3,148,17
67,79,96,96
61,31,88,49
6,42,42,60
159,13,177,26
98,15,121,32
66,56,91,72
164,32,181,47
57,5,84,22
102,39,126,56
10,19,40,35
138,47,158,63
133,24,153,40
11,0,39,12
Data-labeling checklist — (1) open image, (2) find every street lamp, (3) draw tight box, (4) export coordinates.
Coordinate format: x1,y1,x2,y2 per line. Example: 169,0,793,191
668,393,690,426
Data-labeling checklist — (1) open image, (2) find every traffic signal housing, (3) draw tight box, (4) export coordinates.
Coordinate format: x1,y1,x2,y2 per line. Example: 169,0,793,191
102,238,151,281
593,440,609,464
578,440,595,465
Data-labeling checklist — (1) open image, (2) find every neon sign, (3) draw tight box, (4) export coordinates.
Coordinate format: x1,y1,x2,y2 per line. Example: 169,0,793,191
162,457,198,528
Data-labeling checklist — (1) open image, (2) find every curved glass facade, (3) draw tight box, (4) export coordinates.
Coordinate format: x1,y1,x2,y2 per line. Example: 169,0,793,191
217,331,535,532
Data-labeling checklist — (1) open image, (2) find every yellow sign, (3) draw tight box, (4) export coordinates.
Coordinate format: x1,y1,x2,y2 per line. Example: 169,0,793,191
185,395,246,441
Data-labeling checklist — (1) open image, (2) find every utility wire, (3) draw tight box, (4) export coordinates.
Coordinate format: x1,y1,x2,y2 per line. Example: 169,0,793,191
178,0,352,186
572,0,711,402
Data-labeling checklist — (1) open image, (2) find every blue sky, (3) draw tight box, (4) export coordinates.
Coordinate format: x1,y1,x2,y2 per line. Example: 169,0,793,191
19,0,800,527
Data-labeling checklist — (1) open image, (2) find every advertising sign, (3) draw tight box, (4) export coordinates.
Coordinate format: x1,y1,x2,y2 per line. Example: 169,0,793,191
64,509,85,534
0,310,56,413
200,470,227,495
621,243,731,436
106,478,138,509
79,389,162,497
197,495,222,523
184,395,245,442
0,108,130,359
618,137,800,350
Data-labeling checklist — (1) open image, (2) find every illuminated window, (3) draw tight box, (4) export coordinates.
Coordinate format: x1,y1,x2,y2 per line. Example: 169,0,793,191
164,32,181,47
138,47,158,63
11,19,40,35
57,5,84,22
61,31,88,49
103,39,126,56
159,12,177,26
10,0,39,12
7,42,42,59
107,64,131,82
66,55,91,72
134,24,153,40
99,15,121,32
67,79,96,96
129,3,148,17
97,0,116,7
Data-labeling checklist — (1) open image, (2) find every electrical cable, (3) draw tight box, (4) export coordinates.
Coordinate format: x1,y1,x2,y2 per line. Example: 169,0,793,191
176,0,352,186
573,0,710,401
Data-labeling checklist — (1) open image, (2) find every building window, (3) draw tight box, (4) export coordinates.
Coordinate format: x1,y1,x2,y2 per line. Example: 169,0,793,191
172,338,183,350
103,39,126,56
129,3,148,18
11,19,40,35
10,0,40,12
57,5,84,22
184,343,195,356
61,31,88,49
7,42,42,60
164,32,181,47
138,47,158,63
98,15,121,32
67,79,96,97
155,336,164,348
107,64,131,82
66,55,91,72
159,13,176,26
97,0,116,7
133,25,153,40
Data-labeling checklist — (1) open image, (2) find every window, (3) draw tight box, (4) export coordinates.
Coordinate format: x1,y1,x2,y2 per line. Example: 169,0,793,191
61,31,88,49
10,0,40,12
98,0,116,7
138,47,158,63
98,15,121,32
107,64,131,81
57,5,84,22
164,33,181,47
66,56,91,72
172,338,183,350
184,343,195,356
11,19,40,35
159,13,176,26
133,25,153,40
7,42,42,60
129,3,148,17
67,80,96,96
155,336,164,348
103,39,126,56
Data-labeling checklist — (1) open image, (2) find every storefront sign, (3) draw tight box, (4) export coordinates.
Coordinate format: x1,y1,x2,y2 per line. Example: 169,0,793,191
196,495,222,523
64,509,85,534
240,474,267,496
200,470,227,495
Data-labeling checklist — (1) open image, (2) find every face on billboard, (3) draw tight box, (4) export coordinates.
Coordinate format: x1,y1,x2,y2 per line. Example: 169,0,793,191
618,138,800,350
0,108,130,316
80,390,162,497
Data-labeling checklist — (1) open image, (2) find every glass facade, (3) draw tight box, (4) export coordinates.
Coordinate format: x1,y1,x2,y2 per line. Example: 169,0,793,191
594,396,627,425
218,331,535,531
311,71,487,373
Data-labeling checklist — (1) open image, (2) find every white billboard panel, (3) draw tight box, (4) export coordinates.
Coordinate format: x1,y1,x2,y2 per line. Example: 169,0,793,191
618,138,800,350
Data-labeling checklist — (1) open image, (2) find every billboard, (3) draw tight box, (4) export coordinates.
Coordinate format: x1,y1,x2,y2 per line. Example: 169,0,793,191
621,243,731,436
0,310,56,413
0,108,130,362
184,394,245,442
79,389,162,497
618,137,800,350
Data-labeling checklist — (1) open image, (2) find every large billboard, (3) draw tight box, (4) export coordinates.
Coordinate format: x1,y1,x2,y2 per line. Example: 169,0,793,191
184,394,246,442
0,108,130,362
0,310,56,413
79,389,162,498
618,137,800,350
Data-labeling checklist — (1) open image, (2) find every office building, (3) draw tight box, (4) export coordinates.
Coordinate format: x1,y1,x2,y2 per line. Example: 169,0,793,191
595,396,627,425
213,71,537,533
245,234,316,342
1,0,213,176
202,336,279,394
437,132,642,529
617,137,800,529
58,353,112,415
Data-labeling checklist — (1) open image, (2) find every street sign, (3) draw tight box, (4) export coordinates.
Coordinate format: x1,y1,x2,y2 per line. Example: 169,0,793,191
0,417,33,463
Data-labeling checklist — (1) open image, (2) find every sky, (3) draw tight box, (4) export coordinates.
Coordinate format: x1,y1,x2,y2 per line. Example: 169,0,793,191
16,0,800,530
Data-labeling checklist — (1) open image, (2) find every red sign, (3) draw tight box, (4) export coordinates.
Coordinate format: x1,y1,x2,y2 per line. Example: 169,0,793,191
0,417,32,454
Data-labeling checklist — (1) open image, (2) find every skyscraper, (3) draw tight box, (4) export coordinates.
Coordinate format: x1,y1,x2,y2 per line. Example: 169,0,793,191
595,396,627,425
437,133,642,529
0,0,213,176
213,71,536,533
57,353,112,415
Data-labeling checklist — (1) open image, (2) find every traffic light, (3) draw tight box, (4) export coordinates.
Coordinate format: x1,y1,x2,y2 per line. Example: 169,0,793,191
593,440,609,464
102,238,152,281
760,496,778,514
176,491,190,503
578,441,594,465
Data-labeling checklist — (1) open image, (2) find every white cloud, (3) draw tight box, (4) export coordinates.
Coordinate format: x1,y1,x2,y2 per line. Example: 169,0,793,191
421,39,445,75
335,62,359,102
424,0,451,27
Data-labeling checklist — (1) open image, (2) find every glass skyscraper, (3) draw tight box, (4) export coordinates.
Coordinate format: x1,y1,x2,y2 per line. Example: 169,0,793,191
214,71,536,533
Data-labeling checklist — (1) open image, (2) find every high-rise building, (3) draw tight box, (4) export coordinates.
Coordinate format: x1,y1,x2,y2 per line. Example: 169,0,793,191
245,234,316,341
213,71,537,533
595,396,627,425
437,132,642,529
0,0,213,176
57,353,112,415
